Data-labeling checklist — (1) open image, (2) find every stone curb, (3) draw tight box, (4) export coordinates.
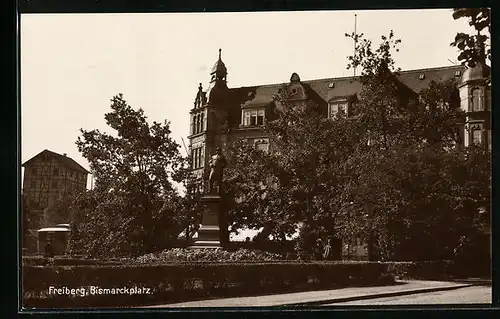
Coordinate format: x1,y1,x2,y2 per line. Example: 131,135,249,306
280,283,474,306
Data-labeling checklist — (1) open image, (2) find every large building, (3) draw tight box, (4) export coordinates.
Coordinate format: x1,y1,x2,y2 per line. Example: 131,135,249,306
187,50,491,259
22,149,89,212
188,50,491,192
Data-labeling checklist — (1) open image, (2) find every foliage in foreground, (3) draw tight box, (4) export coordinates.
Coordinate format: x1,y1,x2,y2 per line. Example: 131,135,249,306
134,248,286,263
450,8,491,67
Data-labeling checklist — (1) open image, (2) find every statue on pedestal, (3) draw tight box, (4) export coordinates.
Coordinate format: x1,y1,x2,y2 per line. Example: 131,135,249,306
208,147,227,195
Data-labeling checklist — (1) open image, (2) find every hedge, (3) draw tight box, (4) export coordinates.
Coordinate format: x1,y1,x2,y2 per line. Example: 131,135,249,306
22,261,391,308
384,260,491,280
22,256,124,267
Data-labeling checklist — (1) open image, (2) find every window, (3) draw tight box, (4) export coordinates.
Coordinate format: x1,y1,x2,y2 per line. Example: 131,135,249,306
191,147,204,169
486,89,491,110
472,129,482,145
200,147,204,168
52,180,58,188
32,167,37,175
53,168,59,176
31,181,36,188
488,130,492,150
329,101,348,118
200,112,205,132
243,109,265,126
192,112,205,135
256,143,269,152
255,139,270,153
472,88,483,112
192,148,197,168
190,115,194,135
196,114,201,134
257,110,265,125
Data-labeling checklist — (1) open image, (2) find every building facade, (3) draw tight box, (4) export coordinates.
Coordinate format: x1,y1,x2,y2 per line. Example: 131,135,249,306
22,150,89,253
187,50,491,257
188,50,491,188
22,149,89,211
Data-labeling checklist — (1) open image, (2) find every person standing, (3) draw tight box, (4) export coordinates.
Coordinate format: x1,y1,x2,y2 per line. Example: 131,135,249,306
44,239,54,257
314,238,323,260
323,238,332,260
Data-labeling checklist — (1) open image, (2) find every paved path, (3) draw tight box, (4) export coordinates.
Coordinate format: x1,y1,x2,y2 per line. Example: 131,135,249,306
330,286,491,305
146,280,472,308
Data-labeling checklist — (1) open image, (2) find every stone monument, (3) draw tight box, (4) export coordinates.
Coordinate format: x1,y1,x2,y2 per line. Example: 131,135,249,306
190,147,227,249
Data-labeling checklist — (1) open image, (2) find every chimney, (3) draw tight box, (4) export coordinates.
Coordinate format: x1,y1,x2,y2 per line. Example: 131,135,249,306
63,153,67,156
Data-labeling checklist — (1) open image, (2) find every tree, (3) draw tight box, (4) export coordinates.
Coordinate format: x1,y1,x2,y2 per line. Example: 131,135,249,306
343,30,490,261
21,194,40,250
450,8,491,67
225,138,293,241
41,195,74,227
71,94,186,257
226,29,489,262
225,86,362,256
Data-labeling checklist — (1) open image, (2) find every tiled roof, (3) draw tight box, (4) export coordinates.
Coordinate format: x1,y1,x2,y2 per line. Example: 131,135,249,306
22,149,89,174
397,65,465,92
229,65,465,109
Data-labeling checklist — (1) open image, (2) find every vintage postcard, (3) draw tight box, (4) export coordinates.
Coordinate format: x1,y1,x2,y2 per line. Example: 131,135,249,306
19,5,492,312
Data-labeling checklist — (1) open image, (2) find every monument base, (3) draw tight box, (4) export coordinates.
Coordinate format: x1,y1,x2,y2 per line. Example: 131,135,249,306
189,194,222,249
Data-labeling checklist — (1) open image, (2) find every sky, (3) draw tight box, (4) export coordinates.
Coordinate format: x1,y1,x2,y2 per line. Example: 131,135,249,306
20,9,472,190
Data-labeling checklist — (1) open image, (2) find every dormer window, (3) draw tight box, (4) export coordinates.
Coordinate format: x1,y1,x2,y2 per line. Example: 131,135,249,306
243,109,265,127
329,101,349,118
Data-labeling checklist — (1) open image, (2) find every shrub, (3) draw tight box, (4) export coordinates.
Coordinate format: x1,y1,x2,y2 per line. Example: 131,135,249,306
134,248,286,264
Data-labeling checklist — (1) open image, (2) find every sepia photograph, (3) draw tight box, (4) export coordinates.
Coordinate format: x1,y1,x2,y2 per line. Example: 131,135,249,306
19,7,492,311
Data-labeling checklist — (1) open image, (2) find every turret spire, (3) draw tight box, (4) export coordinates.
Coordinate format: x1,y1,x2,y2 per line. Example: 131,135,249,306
210,48,227,83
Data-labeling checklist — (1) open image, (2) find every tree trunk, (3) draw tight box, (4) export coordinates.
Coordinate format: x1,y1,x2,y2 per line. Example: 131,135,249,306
256,224,274,241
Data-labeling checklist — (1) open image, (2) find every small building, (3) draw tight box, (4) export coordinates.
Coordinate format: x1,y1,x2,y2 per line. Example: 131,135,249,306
37,224,71,255
22,150,88,253
21,150,89,228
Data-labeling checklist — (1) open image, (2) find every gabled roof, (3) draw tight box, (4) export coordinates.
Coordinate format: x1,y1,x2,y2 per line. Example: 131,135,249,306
229,65,465,109
22,149,89,174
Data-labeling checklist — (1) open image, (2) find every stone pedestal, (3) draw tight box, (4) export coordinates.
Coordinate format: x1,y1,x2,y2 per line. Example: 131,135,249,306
189,194,222,249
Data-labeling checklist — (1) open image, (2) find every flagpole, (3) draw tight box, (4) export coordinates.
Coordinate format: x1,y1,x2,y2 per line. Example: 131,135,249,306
354,13,357,77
